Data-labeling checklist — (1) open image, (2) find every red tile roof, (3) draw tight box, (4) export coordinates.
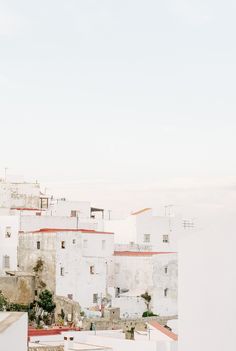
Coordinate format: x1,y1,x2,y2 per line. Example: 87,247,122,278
114,251,176,256
11,207,43,211
148,320,178,341
131,208,152,215
23,228,114,235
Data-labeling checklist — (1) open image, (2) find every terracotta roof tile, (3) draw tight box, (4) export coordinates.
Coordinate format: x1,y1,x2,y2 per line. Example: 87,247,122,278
114,251,176,256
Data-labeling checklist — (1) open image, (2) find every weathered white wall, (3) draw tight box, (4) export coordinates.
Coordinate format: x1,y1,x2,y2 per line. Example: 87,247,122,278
179,229,236,351
0,216,19,275
48,200,91,219
18,230,114,310
19,215,100,232
0,312,28,351
56,232,114,309
0,181,42,209
113,253,177,317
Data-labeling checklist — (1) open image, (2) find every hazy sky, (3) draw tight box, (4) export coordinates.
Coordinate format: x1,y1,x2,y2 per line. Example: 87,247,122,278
1,1,236,218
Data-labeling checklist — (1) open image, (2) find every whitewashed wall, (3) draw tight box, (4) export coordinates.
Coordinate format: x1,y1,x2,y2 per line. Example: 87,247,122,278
0,216,19,275
179,229,236,351
0,312,28,351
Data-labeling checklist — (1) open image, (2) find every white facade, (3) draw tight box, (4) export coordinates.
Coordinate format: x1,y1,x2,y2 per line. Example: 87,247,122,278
112,252,178,317
18,229,114,310
0,312,28,351
0,216,19,275
179,229,236,351
105,208,183,251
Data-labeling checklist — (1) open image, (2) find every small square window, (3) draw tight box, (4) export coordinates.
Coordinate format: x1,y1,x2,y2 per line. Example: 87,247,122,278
71,210,77,217
61,241,66,249
72,239,76,244
163,235,169,243
102,240,106,250
144,234,151,243
164,266,168,274
90,265,95,274
93,293,98,303
60,267,65,276
164,288,168,297
3,255,10,269
37,241,41,250
5,226,11,238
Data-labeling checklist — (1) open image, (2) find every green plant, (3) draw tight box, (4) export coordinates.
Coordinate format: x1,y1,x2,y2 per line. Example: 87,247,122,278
33,258,44,273
0,291,8,311
38,290,56,314
142,311,158,317
141,291,152,312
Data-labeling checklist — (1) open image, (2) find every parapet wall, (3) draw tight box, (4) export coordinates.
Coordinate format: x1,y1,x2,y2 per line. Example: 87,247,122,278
0,275,35,304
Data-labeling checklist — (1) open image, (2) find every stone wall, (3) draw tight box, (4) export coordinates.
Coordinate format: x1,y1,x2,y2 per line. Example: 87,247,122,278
54,296,81,325
0,275,35,304
81,315,177,331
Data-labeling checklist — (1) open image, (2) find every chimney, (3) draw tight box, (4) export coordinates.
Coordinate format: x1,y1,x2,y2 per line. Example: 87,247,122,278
64,335,74,351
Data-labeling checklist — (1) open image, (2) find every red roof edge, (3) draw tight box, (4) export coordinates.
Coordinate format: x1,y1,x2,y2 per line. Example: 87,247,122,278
114,251,177,256
21,228,114,235
131,208,152,216
148,321,178,341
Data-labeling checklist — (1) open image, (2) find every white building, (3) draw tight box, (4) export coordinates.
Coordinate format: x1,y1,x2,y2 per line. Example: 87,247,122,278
112,251,177,317
18,228,114,311
0,216,19,275
105,208,183,251
179,228,236,351
0,179,49,211
29,325,177,351
0,312,28,351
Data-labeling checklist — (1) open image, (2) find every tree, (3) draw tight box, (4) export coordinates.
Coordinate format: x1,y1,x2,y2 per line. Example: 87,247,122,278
141,291,152,312
0,291,7,311
38,290,56,314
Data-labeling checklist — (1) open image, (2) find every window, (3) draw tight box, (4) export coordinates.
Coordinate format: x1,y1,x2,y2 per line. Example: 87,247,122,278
164,288,168,297
102,240,106,250
93,293,98,303
60,267,65,276
90,265,95,274
115,287,120,298
3,255,10,269
5,226,11,238
37,241,41,250
144,234,151,243
164,266,168,274
83,239,88,248
72,239,76,244
36,212,41,216
163,235,169,243
35,290,38,296
71,210,77,217
61,241,66,249
40,197,49,209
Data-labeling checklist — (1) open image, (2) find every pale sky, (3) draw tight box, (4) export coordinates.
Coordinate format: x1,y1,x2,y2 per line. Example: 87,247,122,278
1,1,236,220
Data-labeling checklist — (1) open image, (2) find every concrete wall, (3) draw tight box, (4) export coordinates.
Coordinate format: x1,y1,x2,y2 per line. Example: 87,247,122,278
0,275,35,304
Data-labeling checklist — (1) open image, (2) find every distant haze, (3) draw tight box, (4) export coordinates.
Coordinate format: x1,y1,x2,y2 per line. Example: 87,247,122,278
0,0,235,227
